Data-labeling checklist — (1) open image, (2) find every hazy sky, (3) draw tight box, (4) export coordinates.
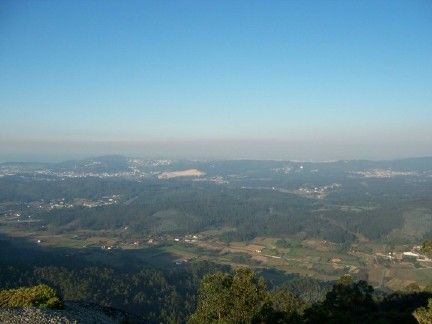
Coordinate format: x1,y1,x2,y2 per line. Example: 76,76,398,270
1,0,431,161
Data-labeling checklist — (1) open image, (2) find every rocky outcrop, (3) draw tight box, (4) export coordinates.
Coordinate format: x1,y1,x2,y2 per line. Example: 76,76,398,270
0,301,131,323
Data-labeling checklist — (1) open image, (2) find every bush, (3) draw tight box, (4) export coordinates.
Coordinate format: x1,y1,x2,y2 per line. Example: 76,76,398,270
275,239,291,249
0,284,63,309
413,298,432,324
421,240,432,255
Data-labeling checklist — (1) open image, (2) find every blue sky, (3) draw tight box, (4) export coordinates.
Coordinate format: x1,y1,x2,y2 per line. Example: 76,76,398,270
0,0,431,161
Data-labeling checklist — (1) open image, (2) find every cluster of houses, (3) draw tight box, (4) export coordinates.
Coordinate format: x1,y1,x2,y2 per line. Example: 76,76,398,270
173,234,200,243
74,195,120,208
376,246,432,267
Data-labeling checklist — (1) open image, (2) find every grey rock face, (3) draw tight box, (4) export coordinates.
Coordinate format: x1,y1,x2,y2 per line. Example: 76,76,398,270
0,301,129,324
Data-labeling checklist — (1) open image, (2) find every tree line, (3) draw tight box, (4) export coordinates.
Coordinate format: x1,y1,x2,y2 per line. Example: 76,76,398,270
190,267,432,323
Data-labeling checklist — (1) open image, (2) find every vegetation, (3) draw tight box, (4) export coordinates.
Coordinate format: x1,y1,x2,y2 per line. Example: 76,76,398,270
413,298,432,324
421,240,432,255
189,268,269,323
0,262,222,323
1,246,431,323
189,268,432,323
304,275,375,322
3,161,429,244
189,267,306,323
0,284,63,309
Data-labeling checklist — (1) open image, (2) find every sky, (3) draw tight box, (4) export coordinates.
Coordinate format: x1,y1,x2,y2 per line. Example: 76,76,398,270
0,0,431,161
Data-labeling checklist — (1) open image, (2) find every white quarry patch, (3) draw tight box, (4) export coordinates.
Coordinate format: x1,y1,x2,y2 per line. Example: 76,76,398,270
158,169,206,179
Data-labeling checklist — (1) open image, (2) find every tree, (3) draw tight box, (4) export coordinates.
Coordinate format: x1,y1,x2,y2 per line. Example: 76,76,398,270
189,267,307,323
304,275,376,323
270,285,306,316
253,286,305,323
189,267,268,323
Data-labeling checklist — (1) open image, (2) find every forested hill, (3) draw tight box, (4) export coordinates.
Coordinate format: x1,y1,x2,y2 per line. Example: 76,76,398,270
2,155,432,173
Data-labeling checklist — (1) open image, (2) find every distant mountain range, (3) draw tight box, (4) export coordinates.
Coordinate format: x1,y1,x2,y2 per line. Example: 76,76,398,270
1,155,431,180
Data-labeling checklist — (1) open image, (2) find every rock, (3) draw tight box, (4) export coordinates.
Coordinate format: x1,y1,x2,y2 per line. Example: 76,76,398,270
0,301,131,324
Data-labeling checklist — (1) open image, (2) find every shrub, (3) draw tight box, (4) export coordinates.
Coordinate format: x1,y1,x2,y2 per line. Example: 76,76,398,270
0,284,63,309
413,298,432,324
